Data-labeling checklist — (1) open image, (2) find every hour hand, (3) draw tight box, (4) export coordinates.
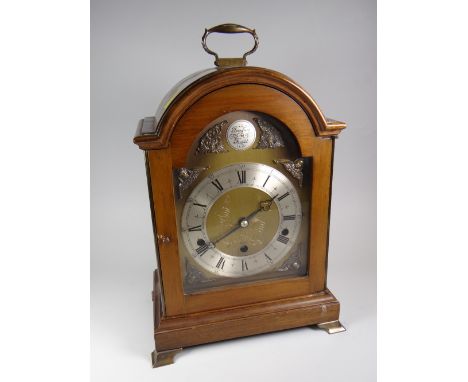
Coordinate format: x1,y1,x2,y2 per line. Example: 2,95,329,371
244,194,278,220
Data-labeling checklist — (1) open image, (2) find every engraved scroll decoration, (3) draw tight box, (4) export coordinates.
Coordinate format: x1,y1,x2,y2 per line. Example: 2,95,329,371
253,118,285,149
274,158,304,187
195,120,228,155
174,167,207,199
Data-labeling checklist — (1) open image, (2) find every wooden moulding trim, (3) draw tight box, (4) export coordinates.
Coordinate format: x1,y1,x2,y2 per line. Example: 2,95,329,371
154,290,340,350
157,289,338,331
134,67,346,150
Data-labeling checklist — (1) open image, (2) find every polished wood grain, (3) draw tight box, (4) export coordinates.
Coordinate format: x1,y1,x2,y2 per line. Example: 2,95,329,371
134,67,345,150
147,149,185,315
136,65,347,364
156,288,340,351
169,84,324,167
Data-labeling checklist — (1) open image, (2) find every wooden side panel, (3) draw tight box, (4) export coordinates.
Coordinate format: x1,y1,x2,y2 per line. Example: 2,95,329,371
152,270,161,330
309,139,333,291
147,149,185,315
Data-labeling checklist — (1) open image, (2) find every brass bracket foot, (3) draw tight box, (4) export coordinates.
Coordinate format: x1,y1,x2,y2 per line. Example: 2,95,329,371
151,348,182,368
317,320,346,334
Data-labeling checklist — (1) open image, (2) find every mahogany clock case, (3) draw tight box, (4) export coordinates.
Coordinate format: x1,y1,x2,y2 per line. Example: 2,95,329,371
134,66,347,366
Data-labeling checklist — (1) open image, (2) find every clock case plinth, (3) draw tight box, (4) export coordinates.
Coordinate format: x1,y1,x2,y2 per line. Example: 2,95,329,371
151,271,344,367
134,66,346,367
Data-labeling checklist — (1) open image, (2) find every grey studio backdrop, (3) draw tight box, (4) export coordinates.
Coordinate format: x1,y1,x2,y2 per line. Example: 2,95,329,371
91,0,376,381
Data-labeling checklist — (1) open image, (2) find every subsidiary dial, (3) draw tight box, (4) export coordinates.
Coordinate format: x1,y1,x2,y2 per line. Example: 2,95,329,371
226,120,257,150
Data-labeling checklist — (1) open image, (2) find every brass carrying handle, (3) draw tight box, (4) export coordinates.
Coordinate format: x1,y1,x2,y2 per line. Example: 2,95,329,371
202,23,259,67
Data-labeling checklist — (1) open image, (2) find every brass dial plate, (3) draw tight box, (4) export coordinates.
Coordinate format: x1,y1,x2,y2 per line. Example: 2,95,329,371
181,163,302,277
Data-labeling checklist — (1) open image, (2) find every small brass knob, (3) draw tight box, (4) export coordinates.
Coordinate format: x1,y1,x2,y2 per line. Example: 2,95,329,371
157,234,171,244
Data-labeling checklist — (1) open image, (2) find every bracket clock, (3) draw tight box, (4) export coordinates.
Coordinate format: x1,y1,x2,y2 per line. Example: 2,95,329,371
133,24,347,367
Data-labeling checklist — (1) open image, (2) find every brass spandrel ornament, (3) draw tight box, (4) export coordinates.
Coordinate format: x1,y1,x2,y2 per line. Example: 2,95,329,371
254,118,285,149
133,23,347,367
174,167,207,199
195,120,228,155
274,158,305,187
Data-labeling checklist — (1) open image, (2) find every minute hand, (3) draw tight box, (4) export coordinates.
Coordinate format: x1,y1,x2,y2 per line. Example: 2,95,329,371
212,224,243,245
